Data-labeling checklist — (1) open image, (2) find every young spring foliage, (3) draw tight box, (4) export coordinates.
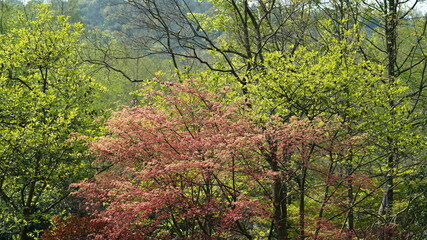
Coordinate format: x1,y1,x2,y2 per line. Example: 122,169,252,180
249,39,423,238
0,4,99,239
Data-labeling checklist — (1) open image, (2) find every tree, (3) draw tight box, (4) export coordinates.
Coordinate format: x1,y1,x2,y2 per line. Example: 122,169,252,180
359,1,427,238
249,36,416,238
70,80,271,239
82,0,319,88
30,0,427,238
42,215,106,240
0,0,17,34
0,4,99,239
47,0,82,23
39,78,366,239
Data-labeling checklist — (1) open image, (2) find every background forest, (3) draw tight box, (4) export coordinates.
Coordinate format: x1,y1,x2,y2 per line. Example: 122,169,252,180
1,0,427,239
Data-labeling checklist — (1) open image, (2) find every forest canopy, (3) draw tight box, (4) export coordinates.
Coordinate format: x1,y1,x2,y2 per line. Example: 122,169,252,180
1,0,427,239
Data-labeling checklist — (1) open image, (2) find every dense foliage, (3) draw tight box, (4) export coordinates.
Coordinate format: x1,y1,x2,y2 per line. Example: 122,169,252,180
44,80,369,239
1,0,427,239
0,3,98,240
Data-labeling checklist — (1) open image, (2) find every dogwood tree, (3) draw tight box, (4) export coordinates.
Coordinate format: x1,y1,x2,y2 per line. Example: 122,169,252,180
40,79,372,239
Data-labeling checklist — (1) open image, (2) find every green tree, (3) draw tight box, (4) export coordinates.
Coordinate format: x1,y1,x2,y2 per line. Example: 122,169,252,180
47,0,82,23
249,37,417,238
0,5,99,239
358,2,427,238
80,0,319,89
0,0,16,34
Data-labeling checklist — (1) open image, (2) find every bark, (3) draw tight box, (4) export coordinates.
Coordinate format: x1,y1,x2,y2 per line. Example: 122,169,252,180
383,1,397,239
299,165,307,240
346,162,354,239
266,137,288,240
272,177,288,240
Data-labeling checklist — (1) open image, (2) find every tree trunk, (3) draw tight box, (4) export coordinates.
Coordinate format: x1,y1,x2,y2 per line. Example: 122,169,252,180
383,0,397,239
272,177,288,240
347,163,354,239
299,165,307,240
19,226,30,240
266,137,289,240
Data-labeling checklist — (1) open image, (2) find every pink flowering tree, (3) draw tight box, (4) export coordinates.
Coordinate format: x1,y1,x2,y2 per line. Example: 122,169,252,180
69,80,271,239
44,80,372,239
